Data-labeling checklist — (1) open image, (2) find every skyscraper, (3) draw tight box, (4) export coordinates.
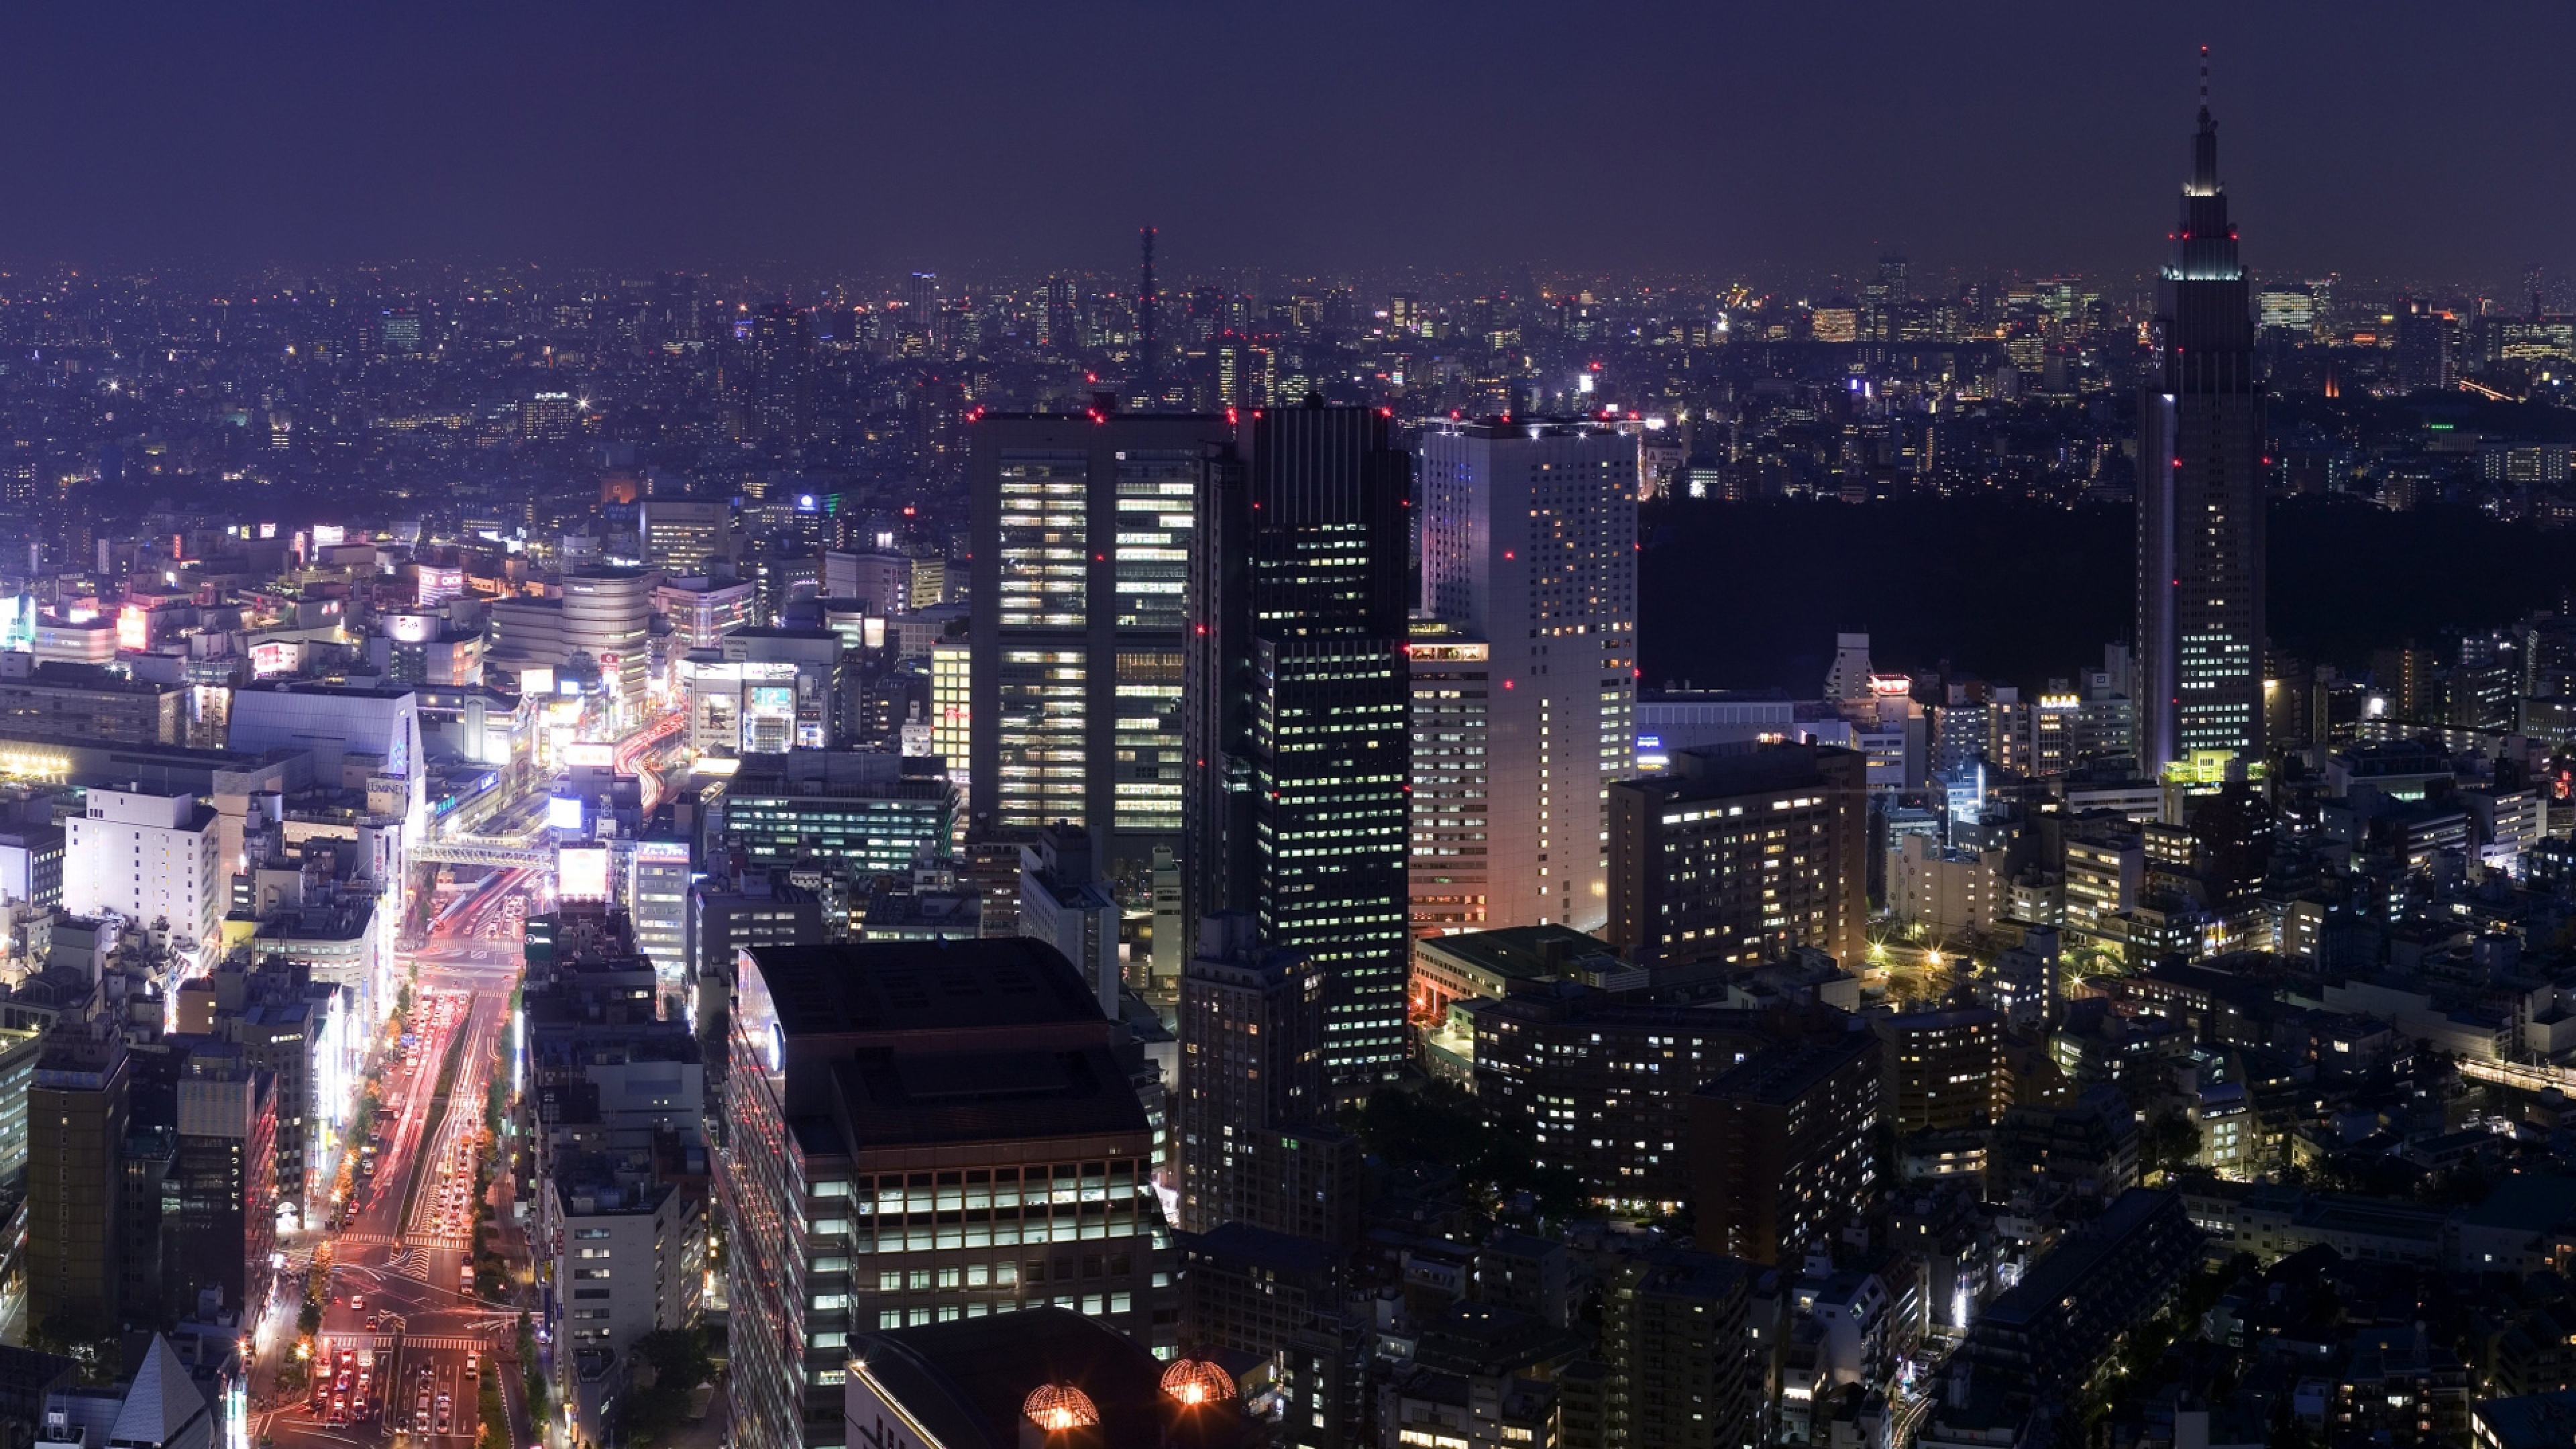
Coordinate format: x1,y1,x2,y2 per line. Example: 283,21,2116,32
1186,405,1411,1089
1406,620,1491,935
1417,418,1638,931
2137,53,2265,778
748,304,815,448
1175,913,1358,1244
968,409,1234,882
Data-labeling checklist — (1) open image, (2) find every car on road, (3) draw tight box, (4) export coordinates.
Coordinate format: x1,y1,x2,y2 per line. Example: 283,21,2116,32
349,1293,364,1311
465,1352,478,1377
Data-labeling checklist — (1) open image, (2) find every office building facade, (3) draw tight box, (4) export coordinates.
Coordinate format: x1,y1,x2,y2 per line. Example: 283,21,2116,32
1186,406,1413,1089
1417,419,1638,931
1407,622,1491,935
967,411,1234,881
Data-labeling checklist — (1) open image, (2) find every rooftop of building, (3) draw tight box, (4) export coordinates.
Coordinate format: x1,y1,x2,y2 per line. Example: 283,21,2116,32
849,1306,1244,1449
1421,415,1634,440
231,680,419,701
547,1155,678,1217
0,727,276,768
0,662,180,696
1415,924,1625,983
1619,739,1862,803
2475,1390,2576,1449
820,1044,1147,1149
1978,1188,2189,1331
1180,1220,1341,1278
746,938,1105,1038
2461,1173,2576,1235
1411,1301,1587,1379
1697,1028,1878,1106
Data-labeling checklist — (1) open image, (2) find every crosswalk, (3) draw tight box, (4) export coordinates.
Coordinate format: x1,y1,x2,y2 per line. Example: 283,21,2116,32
317,1334,492,1352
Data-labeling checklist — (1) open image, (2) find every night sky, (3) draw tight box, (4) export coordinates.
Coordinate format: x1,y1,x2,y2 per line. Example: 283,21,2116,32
1,1,2569,284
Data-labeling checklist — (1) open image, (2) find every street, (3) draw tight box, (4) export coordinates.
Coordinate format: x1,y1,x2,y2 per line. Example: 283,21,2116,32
255,868,536,1449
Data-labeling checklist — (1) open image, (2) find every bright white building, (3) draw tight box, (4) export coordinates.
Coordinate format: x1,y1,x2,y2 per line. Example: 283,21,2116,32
65,786,221,959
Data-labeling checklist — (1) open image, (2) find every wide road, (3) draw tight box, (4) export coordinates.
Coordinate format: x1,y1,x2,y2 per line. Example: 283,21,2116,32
264,868,534,1449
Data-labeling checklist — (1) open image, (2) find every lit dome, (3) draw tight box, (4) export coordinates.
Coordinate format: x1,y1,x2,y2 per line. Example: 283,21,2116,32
1022,1384,1100,1433
1160,1359,1235,1407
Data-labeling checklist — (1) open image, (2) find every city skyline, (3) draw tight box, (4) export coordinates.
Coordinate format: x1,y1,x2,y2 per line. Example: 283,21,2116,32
10,19,2576,1449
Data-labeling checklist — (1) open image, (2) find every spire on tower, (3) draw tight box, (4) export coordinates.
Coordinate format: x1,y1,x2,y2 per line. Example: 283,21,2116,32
2190,46,2220,195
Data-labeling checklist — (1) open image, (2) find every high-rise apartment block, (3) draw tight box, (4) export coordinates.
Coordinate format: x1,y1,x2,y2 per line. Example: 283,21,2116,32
1598,1251,1759,1449
1606,742,1868,969
1186,405,1413,1089
1417,419,1638,931
1686,1030,1882,1265
2137,82,2265,777
1175,914,1358,1244
967,410,1233,880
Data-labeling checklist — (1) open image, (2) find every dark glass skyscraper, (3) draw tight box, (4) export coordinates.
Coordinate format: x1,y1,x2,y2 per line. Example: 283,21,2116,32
2137,58,2265,777
1185,404,1411,1088
967,409,1234,880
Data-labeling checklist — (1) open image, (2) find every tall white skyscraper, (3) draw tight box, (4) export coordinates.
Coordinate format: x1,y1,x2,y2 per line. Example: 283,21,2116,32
1417,418,1638,931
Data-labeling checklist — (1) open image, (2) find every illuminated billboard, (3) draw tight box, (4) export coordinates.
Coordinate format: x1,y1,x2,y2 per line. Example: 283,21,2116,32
250,641,300,678
558,845,610,900
562,742,613,769
546,796,585,830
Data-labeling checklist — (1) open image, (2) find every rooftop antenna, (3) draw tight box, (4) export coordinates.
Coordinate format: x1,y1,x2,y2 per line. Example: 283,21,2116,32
1138,226,1159,407
2198,44,2210,121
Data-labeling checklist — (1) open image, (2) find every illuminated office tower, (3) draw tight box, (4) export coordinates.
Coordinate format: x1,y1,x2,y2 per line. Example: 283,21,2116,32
2137,55,2265,778
1407,620,1491,935
640,498,732,572
968,409,1234,881
1187,405,1411,1088
1417,418,1638,931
